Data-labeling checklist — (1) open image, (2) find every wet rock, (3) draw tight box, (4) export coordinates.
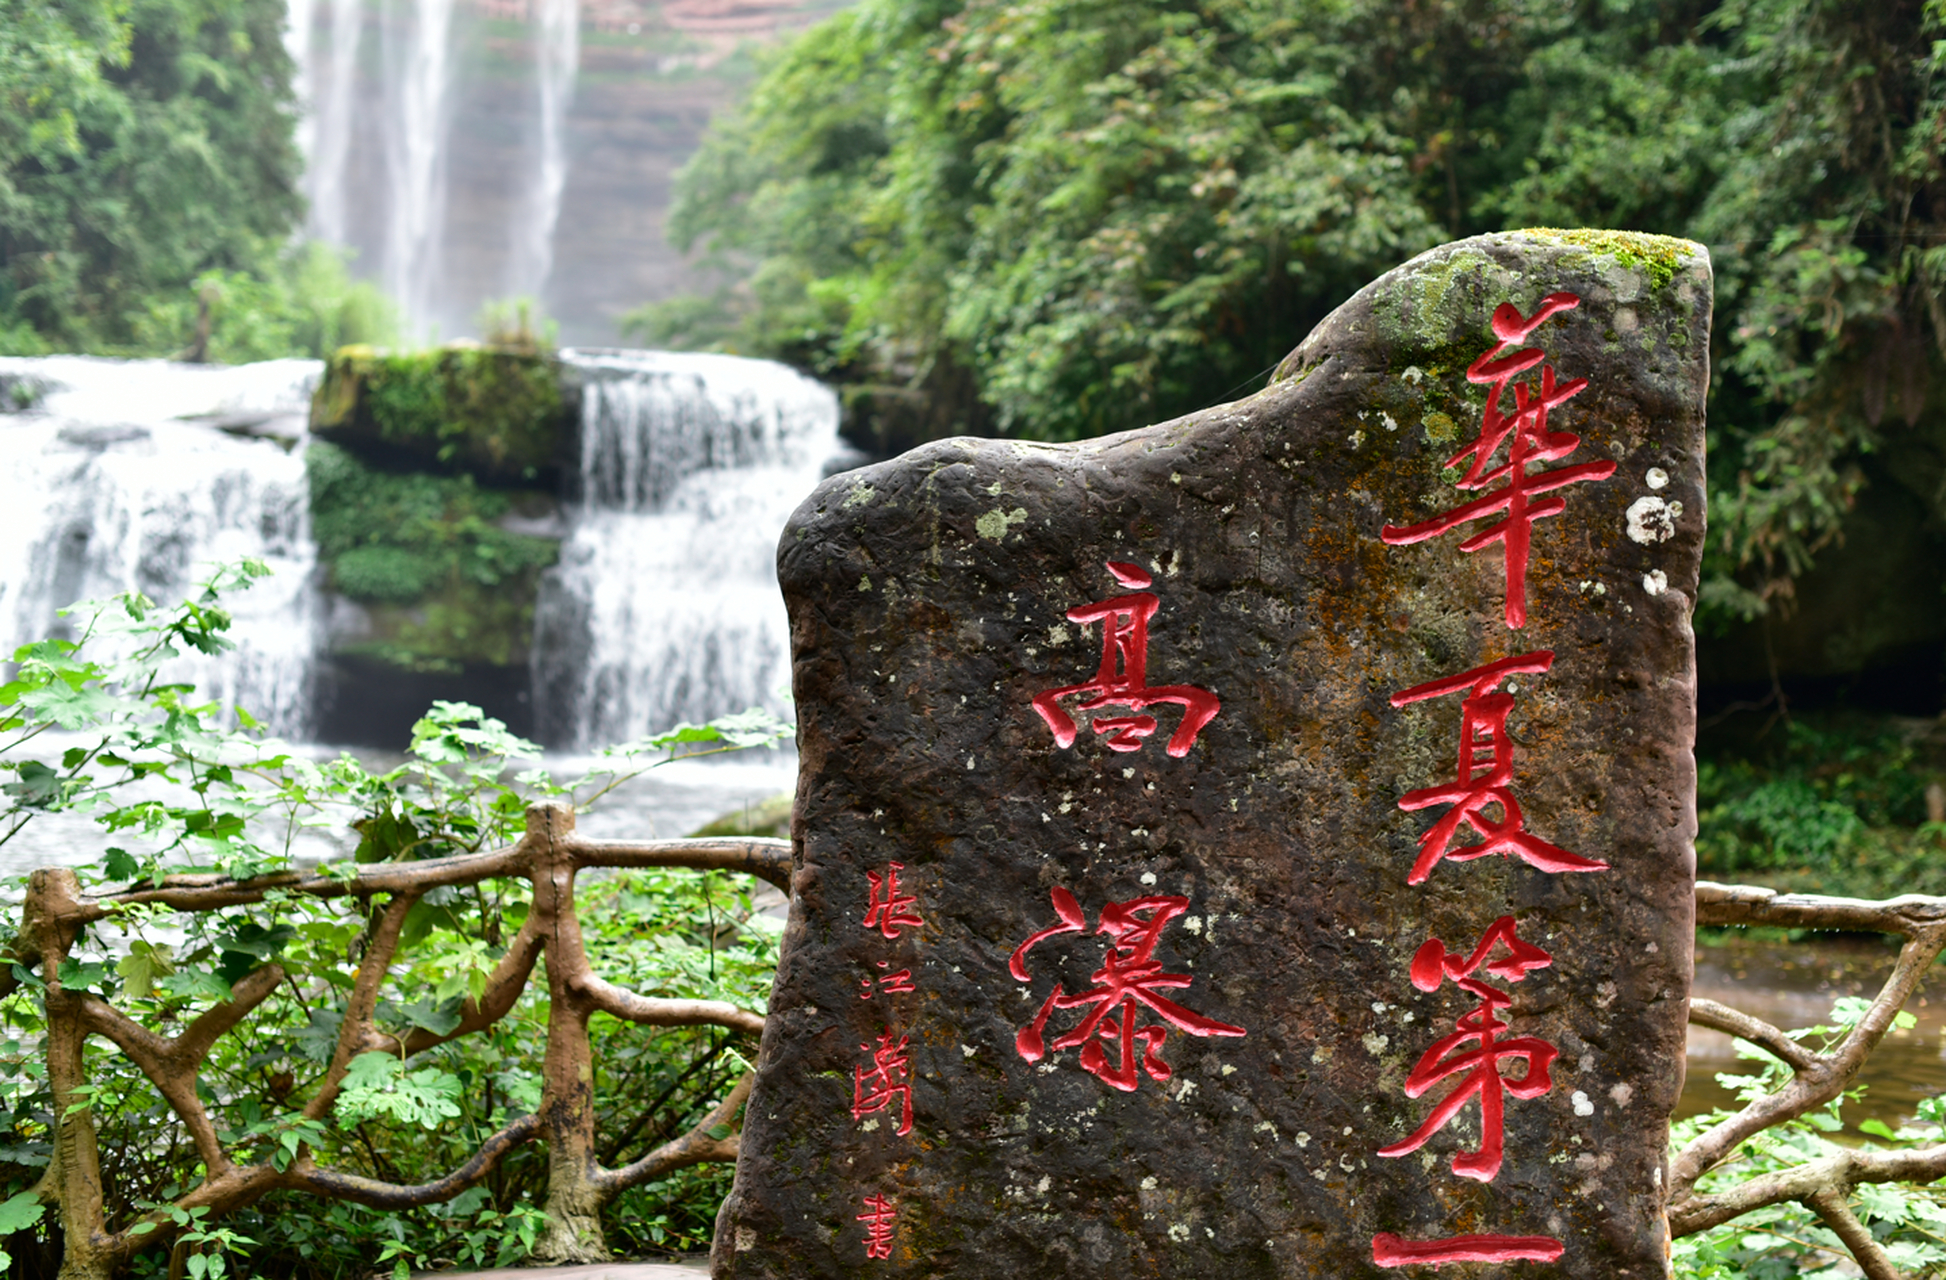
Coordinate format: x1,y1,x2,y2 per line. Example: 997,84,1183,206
717,231,1710,1279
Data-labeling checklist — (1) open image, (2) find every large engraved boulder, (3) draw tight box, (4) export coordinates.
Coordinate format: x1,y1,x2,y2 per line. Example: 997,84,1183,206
715,230,1710,1279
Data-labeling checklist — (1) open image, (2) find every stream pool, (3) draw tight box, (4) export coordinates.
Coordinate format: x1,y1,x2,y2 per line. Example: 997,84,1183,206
1684,931,1946,1127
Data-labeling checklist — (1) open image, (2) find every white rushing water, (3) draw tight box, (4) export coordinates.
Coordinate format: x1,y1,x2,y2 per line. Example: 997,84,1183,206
508,0,580,303
535,350,845,748
300,0,365,249
381,0,457,334
0,357,325,736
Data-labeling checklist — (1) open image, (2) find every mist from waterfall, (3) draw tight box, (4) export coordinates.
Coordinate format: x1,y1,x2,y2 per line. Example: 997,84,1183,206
534,351,844,748
508,0,580,303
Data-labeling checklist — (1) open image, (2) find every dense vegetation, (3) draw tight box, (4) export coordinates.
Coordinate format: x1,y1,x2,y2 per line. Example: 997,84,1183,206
646,0,1946,637
0,569,791,1277
0,0,390,357
307,442,562,672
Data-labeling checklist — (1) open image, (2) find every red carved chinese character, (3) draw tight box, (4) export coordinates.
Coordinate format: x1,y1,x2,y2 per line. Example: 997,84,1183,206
1391,652,1607,885
852,1030,914,1136
859,961,916,1000
1032,561,1220,758
1381,293,1617,629
1372,1233,1564,1268
857,1193,898,1260
863,863,923,939
1009,887,1245,1092
1376,916,1558,1183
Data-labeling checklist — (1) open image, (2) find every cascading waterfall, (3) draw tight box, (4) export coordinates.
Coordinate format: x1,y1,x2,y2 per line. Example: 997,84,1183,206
534,350,844,748
381,0,457,332
0,358,325,736
507,0,579,302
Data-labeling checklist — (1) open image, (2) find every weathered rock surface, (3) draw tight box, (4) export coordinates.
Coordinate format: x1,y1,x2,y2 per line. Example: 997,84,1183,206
716,230,1710,1278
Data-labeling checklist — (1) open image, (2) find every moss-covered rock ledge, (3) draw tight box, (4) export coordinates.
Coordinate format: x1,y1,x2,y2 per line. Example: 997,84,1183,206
307,343,579,741
311,342,574,485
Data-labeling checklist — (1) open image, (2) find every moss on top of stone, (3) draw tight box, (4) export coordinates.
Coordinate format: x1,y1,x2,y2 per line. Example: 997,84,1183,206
312,343,570,485
1516,228,1695,291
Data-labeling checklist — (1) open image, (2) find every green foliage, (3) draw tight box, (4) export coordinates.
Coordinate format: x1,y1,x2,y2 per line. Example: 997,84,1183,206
662,0,1946,624
306,442,561,668
1672,998,1946,1279
0,0,306,354
311,342,567,484
1696,715,1946,898
128,242,400,363
0,566,794,1275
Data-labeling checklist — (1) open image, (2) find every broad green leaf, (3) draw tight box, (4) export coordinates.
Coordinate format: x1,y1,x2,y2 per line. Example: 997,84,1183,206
0,1190,44,1235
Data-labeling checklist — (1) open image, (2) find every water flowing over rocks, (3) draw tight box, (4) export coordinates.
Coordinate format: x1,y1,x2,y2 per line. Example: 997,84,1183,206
716,231,1710,1279
534,349,842,747
0,357,322,735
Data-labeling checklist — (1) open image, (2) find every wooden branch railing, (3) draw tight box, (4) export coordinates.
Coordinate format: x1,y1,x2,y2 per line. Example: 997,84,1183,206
1674,881,1946,1280
14,803,791,1280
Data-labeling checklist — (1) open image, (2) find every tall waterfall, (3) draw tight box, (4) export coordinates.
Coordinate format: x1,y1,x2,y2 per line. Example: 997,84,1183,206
287,0,590,335
0,358,325,736
534,350,844,748
381,0,458,332
507,0,579,303
299,0,365,250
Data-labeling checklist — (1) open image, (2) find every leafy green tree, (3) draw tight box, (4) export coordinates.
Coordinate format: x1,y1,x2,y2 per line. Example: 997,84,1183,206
652,0,1946,626
0,0,310,354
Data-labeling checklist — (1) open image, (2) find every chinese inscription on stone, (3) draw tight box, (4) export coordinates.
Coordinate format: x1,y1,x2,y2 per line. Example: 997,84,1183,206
716,231,1709,1278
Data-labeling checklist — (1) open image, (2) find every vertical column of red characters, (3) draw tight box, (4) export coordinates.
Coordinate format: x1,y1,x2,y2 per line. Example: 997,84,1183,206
852,862,923,1260
1370,293,1616,1267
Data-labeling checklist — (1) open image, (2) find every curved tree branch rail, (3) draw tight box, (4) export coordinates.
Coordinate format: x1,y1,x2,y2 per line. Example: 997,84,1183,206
13,803,791,1280
1674,881,1946,1280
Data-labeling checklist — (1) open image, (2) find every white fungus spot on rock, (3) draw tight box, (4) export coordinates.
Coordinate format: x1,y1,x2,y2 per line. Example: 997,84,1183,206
1610,1082,1634,1107
1643,569,1668,596
1625,495,1683,544
1140,871,1158,886
1572,1091,1595,1117
1646,466,1669,490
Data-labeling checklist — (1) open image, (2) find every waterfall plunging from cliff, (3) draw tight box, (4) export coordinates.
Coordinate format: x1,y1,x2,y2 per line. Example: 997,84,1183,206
508,0,579,302
382,0,457,332
299,0,365,250
534,351,844,748
0,358,325,736
289,0,594,335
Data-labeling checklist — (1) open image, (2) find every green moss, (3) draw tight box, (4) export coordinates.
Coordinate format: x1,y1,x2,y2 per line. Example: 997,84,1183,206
1516,228,1693,291
312,343,568,483
306,442,561,668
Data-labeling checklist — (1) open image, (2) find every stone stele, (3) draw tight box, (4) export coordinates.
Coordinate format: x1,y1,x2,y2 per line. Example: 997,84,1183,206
712,230,1709,1279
